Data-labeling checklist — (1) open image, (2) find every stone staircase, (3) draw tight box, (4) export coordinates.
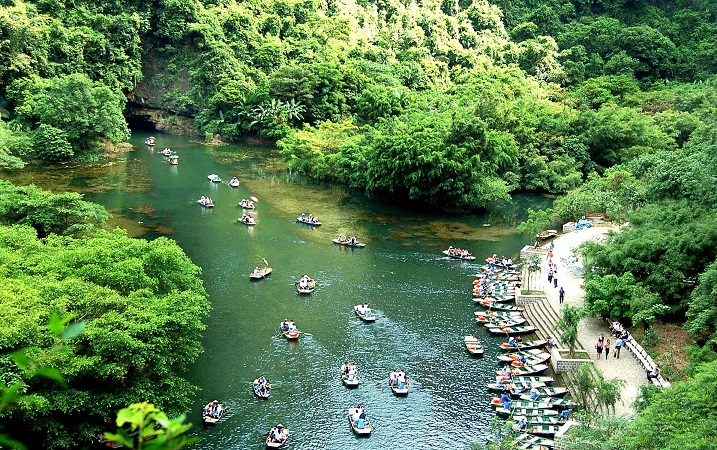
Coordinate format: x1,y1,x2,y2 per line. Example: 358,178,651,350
520,297,584,351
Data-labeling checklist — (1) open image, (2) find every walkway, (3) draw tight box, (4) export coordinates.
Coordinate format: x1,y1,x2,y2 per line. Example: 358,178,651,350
537,225,646,417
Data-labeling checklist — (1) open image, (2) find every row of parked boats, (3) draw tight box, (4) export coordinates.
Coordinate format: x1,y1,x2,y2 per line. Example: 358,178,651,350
462,259,574,449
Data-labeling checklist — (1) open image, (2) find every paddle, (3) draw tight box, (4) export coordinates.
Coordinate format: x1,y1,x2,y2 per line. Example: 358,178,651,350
298,331,312,336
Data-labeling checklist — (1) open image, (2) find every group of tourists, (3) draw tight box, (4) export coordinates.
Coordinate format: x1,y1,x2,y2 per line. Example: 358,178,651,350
202,400,222,419
238,213,256,224
254,375,271,396
350,405,367,428
297,275,313,289
298,213,320,224
197,196,214,207
281,319,297,333
337,234,359,245
239,198,255,208
354,303,373,318
268,424,288,444
446,245,472,258
341,361,358,380
388,369,408,388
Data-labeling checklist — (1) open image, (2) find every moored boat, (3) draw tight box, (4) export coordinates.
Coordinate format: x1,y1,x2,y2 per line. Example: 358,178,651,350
486,324,538,335
518,395,576,409
497,348,548,362
516,415,566,425
475,310,524,319
495,406,559,417
504,352,552,367
487,381,547,392
354,304,376,322
518,386,570,399
514,423,561,437
348,407,372,436
499,339,549,351
476,300,524,312
464,335,484,356
202,400,223,426
265,424,289,448
510,375,555,384
495,363,550,377
513,432,555,449
479,316,528,327
491,398,554,410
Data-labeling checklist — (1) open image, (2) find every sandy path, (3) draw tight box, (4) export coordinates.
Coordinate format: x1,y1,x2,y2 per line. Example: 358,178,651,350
538,224,645,417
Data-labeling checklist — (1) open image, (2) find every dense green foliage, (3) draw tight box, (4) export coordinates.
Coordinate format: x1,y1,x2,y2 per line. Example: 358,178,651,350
0,182,209,449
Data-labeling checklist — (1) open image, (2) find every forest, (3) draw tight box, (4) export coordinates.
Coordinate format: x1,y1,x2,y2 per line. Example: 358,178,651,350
1,0,717,448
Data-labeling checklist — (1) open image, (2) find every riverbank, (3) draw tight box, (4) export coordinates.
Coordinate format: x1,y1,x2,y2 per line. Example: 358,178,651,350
538,224,646,417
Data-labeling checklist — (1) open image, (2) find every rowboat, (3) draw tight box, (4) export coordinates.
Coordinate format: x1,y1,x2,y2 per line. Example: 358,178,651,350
517,415,565,425
513,423,561,437
519,396,576,409
499,339,549,351
161,148,172,156
464,335,484,356
476,300,524,312
537,229,558,240
504,352,552,367
486,325,538,335
208,173,222,182
296,277,316,294
479,317,527,327
496,364,550,377
513,432,555,448
281,330,300,340
249,267,272,279
495,406,559,417
497,349,548,362
202,401,223,426
332,238,366,248
518,386,569,399
354,305,376,322
145,136,156,146
472,294,516,303
475,311,524,319
197,197,214,207
487,381,547,392
238,200,255,209
265,425,289,448
238,215,257,225
510,376,555,384
491,398,554,410
442,249,476,260
228,177,240,187
296,217,322,226
348,408,372,436
342,371,360,387
389,372,409,396
253,379,271,399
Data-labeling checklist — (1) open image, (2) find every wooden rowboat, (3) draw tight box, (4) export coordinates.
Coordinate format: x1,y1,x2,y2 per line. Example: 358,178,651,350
499,339,549,351
249,267,272,280
348,408,372,436
296,217,322,226
487,325,538,335
476,300,524,312
296,278,316,294
442,250,476,260
495,364,549,377
253,379,271,399
354,305,377,322
487,381,547,392
265,427,289,448
518,386,569,399
464,335,484,356
332,238,366,248
505,353,552,367
479,317,528,327
510,376,555,384
491,398,554,410
475,310,524,318
495,406,559,417
513,423,562,437
497,349,548,362
513,432,555,448
517,415,565,425
342,371,360,387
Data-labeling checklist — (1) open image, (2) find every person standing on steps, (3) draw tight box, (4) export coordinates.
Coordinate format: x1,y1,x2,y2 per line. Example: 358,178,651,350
559,287,565,304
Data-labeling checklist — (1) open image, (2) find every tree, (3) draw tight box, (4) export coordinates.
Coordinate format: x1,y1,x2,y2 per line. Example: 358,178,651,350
517,208,556,247
31,124,73,162
104,403,197,450
555,305,583,356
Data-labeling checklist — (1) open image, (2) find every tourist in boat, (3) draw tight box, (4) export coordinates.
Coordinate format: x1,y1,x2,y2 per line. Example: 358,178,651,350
254,267,261,275
287,320,296,333
269,424,287,443
508,337,517,348
500,393,511,410
281,320,289,331
389,370,398,386
203,400,221,418
300,213,306,221
529,387,539,400
517,416,528,431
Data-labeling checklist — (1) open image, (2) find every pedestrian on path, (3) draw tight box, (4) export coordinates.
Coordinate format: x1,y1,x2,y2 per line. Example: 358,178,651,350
548,268,553,284
604,338,611,359
595,339,604,359
614,337,623,359
559,287,565,304
553,269,558,288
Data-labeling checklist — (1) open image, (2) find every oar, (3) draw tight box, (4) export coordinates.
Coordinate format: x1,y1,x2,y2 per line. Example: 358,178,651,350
298,331,312,336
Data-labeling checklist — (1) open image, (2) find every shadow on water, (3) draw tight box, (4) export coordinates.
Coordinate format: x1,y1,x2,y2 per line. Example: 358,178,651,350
2,132,554,449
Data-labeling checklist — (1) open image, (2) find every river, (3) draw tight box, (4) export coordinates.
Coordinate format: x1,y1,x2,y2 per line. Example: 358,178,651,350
5,131,551,449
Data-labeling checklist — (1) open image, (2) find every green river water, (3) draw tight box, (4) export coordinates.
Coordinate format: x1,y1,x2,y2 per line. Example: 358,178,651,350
6,131,552,450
